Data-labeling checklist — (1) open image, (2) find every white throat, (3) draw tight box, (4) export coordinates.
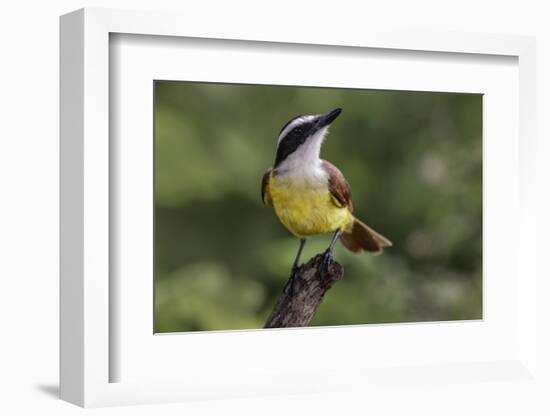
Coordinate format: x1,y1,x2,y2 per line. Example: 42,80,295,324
276,127,329,181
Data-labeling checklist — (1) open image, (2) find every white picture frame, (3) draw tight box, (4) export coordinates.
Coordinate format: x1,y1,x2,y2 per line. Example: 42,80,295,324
60,7,538,408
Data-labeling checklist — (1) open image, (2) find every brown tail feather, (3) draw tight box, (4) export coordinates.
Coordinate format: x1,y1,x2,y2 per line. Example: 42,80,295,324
340,217,392,254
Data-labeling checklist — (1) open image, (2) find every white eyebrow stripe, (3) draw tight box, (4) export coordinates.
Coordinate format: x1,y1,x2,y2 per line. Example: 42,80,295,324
277,115,315,146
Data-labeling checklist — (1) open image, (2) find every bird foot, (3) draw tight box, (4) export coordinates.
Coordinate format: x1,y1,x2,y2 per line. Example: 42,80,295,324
320,250,334,278
283,264,302,295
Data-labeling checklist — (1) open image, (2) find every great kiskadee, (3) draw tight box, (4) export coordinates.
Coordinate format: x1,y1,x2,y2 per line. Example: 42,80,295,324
262,108,392,277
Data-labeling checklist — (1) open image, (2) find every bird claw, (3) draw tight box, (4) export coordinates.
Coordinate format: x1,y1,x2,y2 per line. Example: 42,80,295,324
283,264,302,295
320,250,334,278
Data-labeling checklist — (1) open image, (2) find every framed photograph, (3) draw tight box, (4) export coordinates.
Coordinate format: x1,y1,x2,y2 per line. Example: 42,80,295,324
60,8,538,408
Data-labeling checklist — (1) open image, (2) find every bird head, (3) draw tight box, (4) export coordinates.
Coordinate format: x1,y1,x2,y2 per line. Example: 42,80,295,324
274,108,342,169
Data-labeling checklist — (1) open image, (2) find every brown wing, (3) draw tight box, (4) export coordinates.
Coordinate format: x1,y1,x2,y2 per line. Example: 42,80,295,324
261,168,273,206
322,160,354,213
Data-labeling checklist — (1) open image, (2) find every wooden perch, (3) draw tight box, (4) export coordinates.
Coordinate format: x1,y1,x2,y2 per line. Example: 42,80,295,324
264,253,344,328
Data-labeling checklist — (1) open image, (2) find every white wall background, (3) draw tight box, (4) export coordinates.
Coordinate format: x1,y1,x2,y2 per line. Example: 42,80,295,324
1,1,548,415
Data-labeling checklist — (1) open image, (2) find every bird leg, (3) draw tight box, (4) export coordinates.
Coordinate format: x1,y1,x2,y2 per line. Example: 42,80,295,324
283,238,306,294
291,238,306,275
321,229,341,278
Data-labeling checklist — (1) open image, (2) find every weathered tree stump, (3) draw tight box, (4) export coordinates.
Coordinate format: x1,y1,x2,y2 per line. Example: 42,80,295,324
264,254,344,328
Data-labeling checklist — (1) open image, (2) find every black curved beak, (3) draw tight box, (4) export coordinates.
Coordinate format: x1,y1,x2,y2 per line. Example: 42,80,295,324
315,108,342,129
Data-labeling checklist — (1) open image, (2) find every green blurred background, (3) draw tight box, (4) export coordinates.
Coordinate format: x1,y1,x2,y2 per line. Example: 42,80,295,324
154,81,482,333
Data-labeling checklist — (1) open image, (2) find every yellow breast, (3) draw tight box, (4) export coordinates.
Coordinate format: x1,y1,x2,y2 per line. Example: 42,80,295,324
268,175,352,238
